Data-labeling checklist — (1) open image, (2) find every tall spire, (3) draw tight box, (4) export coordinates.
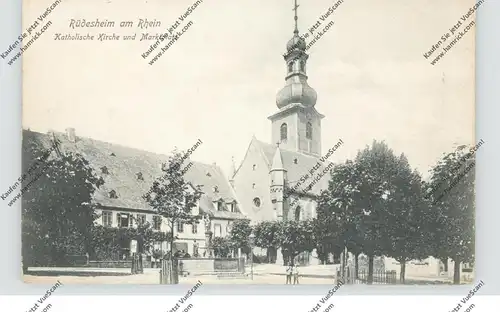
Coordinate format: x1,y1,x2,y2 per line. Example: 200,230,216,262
229,156,237,187
276,0,317,109
293,0,300,34
230,156,236,177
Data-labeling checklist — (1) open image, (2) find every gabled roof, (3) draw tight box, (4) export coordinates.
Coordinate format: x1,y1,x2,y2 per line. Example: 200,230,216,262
252,138,333,195
22,129,246,219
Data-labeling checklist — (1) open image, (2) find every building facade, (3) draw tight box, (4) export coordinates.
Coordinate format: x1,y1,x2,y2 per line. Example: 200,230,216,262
23,129,247,260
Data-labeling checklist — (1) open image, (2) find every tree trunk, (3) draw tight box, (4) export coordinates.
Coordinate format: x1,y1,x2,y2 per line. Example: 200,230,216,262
342,247,348,280
368,255,374,285
453,258,461,285
399,259,406,284
354,253,359,279
170,220,175,254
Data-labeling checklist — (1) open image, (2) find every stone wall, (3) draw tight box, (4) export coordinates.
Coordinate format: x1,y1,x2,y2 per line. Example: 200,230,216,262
178,258,245,275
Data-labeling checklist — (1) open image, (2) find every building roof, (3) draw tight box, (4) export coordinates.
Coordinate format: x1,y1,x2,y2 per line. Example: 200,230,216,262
252,137,333,195
22,129,247,219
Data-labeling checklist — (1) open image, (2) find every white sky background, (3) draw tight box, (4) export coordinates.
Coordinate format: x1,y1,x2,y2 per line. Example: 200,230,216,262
22,0,475,180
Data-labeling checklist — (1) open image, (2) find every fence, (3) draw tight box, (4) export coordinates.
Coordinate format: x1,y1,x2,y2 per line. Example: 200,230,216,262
357,269,397,284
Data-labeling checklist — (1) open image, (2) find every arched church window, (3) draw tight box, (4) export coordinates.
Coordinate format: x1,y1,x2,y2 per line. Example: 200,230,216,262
300,60,305,72
294,206,301,221
280,123,288,141
306,122,312,139
288,62,293,73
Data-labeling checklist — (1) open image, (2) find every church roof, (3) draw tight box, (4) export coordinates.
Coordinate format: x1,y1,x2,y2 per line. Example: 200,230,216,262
22,129,247,220
252,137,333,195
271,146,284,170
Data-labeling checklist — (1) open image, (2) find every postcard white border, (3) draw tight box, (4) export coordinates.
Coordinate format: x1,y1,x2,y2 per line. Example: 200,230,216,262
0,0,498,296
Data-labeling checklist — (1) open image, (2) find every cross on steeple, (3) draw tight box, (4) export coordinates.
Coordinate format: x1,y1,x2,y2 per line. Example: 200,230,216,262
293,0,300,34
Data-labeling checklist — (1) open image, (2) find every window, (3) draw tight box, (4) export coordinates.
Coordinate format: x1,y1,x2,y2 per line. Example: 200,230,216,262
136,172,144,180
253,197,261,207
214,224,222,237
288,62,293,73
252,183,256,189
102,211,112,227
293,158,298,164
306,122,312,139
192,221,198,234
280,123,287,141
117,213,131,228
217,201,223,211
300,60,305,72
252,164,256,171
177,221,184,233
294,206,301,221
101,166,109,174
153,215,162,230
213,186,219,193
136,214,146,225
153,241,161,250
229,202,236,212
109,190,118,199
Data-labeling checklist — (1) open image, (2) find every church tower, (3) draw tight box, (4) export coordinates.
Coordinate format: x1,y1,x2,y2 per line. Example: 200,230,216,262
268,0,325,157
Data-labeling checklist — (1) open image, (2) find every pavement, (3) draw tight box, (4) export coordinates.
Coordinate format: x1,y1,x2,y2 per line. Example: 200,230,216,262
25,264,455,285
23,270,335,285
249,264,454,284
250,263,338,278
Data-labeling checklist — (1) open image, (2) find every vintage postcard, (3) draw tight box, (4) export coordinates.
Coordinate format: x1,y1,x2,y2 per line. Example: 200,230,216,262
15,0,478,286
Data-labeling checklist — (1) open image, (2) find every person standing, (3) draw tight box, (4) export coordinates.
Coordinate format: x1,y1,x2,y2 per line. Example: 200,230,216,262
293,264,300,284
285,263,293,284
193,240,199,258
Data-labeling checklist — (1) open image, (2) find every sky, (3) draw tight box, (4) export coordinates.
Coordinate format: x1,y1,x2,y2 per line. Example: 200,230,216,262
22,0,476,180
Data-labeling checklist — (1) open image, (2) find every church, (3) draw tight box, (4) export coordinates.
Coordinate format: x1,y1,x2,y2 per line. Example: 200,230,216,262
230,4,342,265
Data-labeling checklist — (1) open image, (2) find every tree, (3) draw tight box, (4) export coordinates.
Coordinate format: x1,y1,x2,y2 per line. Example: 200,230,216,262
383,155,431,283
228,219,253,255
350,141,402,284
144,149,201,254
22,135,104,268
212,237,231,258
253,221,280,263
427,145,475,284
316,160,363,272
88,221,172,261
276,220,315,265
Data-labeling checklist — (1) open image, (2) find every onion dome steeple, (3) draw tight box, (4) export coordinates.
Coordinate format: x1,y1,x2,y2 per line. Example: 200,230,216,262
276,0,317,109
